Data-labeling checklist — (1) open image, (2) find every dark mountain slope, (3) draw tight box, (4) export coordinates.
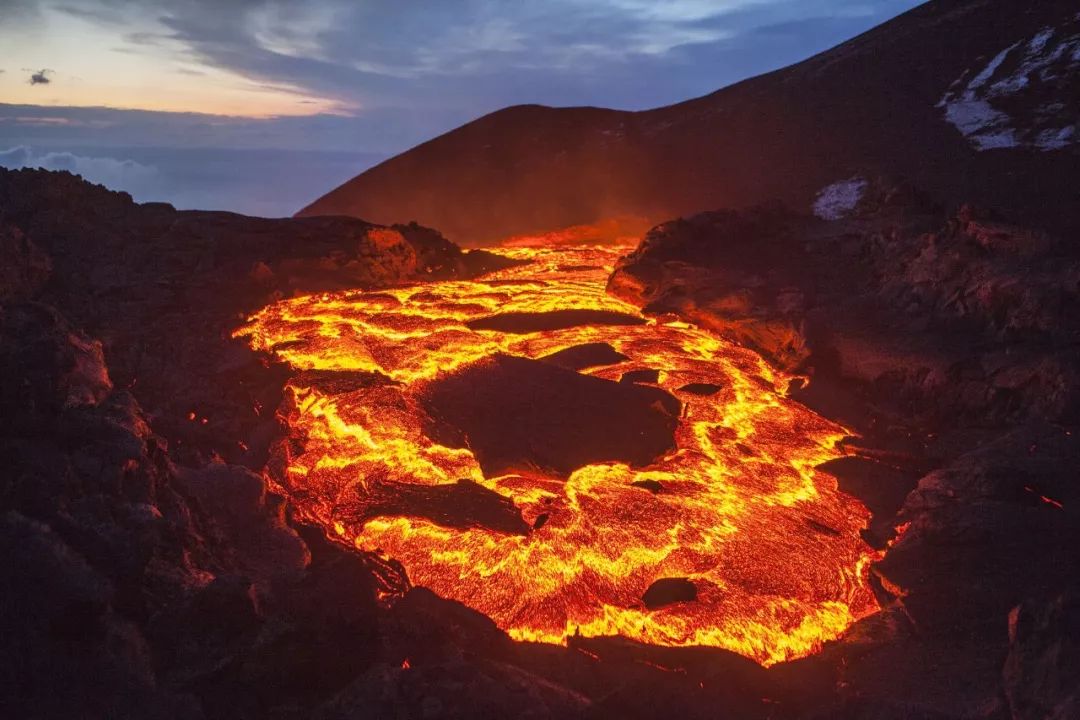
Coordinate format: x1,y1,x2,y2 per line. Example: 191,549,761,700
301,0,1080,244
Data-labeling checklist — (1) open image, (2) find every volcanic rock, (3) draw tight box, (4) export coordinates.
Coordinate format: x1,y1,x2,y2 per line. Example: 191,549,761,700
677,383,723,396
597,180,1080,716
0,222,51,301
642,578,698,610
564,636,771,720
875,424,1080,637
813,423,1080,715
539,342,629,371
611,198,1080,427
317,656,590,720
817,455,923,546
419,354,679,478
0,302,112,418
177,462,310,583
292,368,396,395
347,478,531,536
3,170,607,719
0,512,200,720
621,369,660,384
0,168,506,468
1003,594,1080,720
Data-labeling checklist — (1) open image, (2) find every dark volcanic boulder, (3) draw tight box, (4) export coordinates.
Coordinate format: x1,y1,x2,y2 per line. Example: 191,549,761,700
677,383,723,396
419,354,679,477
1004,594,1080,720
817,455,923,546
621,369,660,384
0,302,112,419
539,342,629,371
0,222,51,301
0,512,201,720
607,206,816,371
642,578,698,610
344,478,531,536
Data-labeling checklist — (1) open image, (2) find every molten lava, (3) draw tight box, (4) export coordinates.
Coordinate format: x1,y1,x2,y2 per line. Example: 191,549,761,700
238,245,877,665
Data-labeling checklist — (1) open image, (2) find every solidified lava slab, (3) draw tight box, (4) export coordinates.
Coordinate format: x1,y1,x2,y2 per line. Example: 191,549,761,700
348,478,531,536
419,353,680,478
678,382,724,396
621,369,661,384
539,342,629,371
642,577,698,609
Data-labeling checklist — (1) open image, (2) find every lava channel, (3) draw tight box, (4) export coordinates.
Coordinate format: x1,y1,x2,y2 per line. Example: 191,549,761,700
238,244,878,665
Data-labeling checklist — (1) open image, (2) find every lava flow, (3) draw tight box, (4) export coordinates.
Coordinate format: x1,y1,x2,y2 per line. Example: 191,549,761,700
238,244,878,665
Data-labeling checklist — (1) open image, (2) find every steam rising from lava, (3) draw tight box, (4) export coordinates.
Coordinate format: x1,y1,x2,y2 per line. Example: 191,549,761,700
238,245,877,665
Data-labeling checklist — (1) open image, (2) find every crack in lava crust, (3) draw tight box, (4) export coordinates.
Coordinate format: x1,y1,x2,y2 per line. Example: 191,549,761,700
238,245,878,665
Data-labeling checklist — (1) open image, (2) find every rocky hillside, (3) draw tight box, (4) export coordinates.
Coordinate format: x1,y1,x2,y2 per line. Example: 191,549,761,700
3,169,889,720
0,168,508,468
2,165,1078,718
607,182,1080,719
0,169,587,720
300,0,1080,244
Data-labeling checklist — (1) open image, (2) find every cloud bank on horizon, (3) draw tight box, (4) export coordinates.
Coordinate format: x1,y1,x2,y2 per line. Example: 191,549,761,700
0,0,923,214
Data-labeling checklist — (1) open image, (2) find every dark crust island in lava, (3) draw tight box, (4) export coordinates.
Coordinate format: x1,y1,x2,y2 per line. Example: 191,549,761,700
419,353,680,478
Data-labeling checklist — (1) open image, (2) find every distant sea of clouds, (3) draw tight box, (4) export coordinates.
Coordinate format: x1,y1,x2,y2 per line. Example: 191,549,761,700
0,145,384,218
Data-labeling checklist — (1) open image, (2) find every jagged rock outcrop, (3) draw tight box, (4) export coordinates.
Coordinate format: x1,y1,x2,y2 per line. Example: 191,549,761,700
1003,593,1080,720
0,170,598,719
0,168,512,469
0,221,51,301
606,186,1080,719
2,169,793,720
0,306,767,719
609,188,1080,429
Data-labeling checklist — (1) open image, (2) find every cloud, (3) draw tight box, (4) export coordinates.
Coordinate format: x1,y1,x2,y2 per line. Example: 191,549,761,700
1,0,924,163
0,102,435,155
4,0,923,115
54,3,125,25
28,68,52,85
0,143,386,217
0,145,158,193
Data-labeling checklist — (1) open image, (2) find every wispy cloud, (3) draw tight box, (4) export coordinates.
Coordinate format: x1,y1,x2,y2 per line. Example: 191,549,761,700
3,0,923,115
0,143,387,217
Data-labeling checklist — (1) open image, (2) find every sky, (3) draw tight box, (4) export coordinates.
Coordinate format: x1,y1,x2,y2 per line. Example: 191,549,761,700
0,0,923,216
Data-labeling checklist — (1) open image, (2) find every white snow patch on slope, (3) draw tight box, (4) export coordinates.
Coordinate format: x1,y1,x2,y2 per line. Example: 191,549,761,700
813,177,867,220
939,21,1080,152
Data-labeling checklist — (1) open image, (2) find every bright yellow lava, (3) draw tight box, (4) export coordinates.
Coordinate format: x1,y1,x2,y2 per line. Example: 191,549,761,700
238,245,878,665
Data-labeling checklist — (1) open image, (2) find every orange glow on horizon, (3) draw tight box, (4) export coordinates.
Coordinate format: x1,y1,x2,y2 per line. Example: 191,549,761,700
0,80,348,119
0,7,349,119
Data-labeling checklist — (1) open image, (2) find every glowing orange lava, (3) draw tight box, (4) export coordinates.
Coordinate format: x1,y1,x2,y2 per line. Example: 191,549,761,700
238,245,878,665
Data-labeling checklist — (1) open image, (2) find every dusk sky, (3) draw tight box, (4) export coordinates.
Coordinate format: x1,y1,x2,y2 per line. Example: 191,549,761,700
1,0,923,216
